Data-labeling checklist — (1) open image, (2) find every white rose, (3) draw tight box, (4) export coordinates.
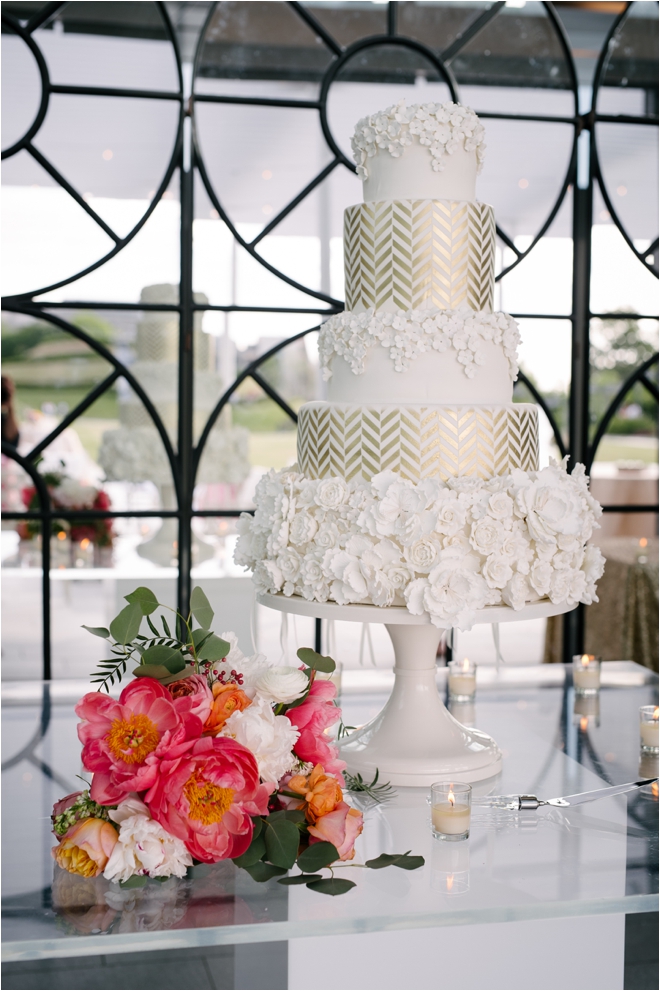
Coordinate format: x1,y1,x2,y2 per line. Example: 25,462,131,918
530,560,553,597
482,555,513,589
255,666,309,704
434,491,466,536
289,512,318,546
105,798,192,882
581,543,606,586
404,536,442,574
487,491,514,520
276,548,302,583
470,516,504,556
315,477,349,510
516,468,585,543
406,562,488,630
549,568,572,604
315,521,340,549
222,697,299,784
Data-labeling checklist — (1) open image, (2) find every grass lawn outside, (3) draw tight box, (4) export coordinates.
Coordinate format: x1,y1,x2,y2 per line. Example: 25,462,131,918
595,435,658,464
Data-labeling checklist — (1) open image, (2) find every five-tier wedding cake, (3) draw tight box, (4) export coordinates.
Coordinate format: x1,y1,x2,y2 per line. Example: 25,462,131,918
236,101,605,630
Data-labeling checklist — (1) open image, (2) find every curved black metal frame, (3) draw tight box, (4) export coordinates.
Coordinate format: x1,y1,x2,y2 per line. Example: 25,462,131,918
1,0,658,678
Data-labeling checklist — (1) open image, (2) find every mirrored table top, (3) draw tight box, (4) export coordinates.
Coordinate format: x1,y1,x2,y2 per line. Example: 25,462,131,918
2,663,658,962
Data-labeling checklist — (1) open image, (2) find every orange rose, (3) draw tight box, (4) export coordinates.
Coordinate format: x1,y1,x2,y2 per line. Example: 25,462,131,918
52,818,118,877
203,682,252,736
286,764,343,824
308,803,364,861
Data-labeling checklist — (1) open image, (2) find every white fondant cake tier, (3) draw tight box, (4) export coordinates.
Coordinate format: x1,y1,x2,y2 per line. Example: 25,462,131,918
363,138,477,202
297,402,539,482
327,338,512,404
344,199,495,314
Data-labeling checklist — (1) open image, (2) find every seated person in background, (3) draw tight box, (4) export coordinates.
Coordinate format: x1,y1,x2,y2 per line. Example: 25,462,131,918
1,376,19,448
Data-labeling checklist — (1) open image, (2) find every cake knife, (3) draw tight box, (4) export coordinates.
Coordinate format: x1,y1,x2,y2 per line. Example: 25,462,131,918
475,778,657,811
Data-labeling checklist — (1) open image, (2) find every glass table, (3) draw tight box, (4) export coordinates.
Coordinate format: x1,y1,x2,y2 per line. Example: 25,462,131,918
2,663,657,990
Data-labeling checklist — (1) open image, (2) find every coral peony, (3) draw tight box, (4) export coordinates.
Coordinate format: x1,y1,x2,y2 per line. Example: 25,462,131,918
285,680,346,783
145,736,271,863
52,817,118,877
167,674,213,724
308,802,363,861
76,678,202,805
283,764,343,823
203,682,252,736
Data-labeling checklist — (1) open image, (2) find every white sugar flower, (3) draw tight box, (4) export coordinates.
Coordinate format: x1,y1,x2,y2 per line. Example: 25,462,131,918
255,666,309,705
104,798,192,883
222,697,299,784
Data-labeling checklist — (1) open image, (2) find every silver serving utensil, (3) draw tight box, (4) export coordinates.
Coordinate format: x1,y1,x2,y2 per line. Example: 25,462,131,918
476,778,657,811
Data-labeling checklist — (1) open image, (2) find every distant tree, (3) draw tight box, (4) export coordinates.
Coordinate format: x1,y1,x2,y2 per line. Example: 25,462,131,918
590,314,658,437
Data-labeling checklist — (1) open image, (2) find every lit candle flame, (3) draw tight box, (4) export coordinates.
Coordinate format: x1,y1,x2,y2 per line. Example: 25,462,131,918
448,789,455,807
446,874,454,892
80,538,90,550
640,538,648,548
652,782,659,801
462,657,470,671
580,654,594,667
580,716,588,731
653,707,659,721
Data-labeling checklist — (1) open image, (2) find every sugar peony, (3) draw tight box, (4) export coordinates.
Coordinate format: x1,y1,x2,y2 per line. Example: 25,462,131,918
145,736,271,863
76,678,201,805
52,817,118,877
103,796,192,882
285,679,346,783
308,802,364,861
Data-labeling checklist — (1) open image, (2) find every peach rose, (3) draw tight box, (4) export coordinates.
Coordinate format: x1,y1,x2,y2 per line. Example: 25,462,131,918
203,682,252,736
285,764,343,824
52,818,118,877
307,802,363,861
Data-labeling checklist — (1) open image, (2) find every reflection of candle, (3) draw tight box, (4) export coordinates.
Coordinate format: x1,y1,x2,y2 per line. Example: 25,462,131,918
431,783,471,840
448,658,476,700
640,706,659,753
637,537,649,564
573,654,600,695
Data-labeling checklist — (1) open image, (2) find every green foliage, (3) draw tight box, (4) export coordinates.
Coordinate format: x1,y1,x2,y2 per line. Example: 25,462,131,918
296,647,335,673
305,877,356,896
296,842,339,873
125,587,159,615
82,626,110,640
242,862,288,882
190,586,214,629
365,852,425,871
109,603,143,645
263,818,300,869
278,873,322,885
344,769,396,804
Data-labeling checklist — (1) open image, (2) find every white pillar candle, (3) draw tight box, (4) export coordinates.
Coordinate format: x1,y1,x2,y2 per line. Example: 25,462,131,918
640,707,659,751
448,658,476,699
572,655,600,694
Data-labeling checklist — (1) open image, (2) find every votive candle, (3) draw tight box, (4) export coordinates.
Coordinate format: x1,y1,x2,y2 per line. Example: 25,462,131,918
431,782,471,841
573,654,601,696
640,706,659,754
448,658,476,701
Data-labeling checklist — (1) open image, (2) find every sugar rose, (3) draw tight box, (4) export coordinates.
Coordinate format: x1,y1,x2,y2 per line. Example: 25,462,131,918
53,818,118,877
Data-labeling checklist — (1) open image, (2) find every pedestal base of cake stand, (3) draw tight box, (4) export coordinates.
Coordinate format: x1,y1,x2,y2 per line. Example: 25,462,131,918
256,593,575,787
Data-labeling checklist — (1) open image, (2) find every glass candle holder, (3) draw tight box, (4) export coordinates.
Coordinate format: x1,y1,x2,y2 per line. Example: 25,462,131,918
638,751,658,782
317,661,343,696
431,782,471,842
448,658,476,701
573,693,600,728
572,654,601,696
639,706,659,754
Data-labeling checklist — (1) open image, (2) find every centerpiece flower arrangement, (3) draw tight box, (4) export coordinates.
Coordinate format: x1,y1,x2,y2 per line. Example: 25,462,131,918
19,468,113,550
51,586,422,896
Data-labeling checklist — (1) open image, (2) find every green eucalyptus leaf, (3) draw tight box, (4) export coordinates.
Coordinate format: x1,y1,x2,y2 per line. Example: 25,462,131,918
132,663,172,680
296,842,339,873
306,877,356,896
124,587,159,615
159,665,196,686
140,644,186,674
264,819,299,869
278,874,322,886
119,875,149,889
190,586,214,629
296,647,335,674
364,852,425,871
197,634,231,663
232,834,266,868
109,603,143,645
242,862,287,883
82,625,110,639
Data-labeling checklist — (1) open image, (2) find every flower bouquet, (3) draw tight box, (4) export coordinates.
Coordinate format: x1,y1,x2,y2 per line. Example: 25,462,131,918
51,586,423,896
20,468,114,558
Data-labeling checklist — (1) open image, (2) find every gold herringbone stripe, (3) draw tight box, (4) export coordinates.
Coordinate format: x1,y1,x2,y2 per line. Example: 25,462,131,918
297,404,539,482
345,200,495,313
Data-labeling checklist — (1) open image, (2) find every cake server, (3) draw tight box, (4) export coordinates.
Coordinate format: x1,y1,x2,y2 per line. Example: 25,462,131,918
475,778,657,811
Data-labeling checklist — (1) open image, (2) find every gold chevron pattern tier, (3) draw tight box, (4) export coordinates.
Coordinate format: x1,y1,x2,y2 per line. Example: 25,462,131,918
344,199,495,313
297,402,539,483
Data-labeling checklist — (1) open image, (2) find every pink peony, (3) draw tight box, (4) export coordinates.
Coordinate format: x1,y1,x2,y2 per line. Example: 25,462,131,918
285,679,346,783
167,674,214,724
307,802,364,861
144,736,271,863
76,678,202,806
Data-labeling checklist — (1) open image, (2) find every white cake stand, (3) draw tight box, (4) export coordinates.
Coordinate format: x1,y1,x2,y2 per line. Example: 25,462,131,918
257,592,575,787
